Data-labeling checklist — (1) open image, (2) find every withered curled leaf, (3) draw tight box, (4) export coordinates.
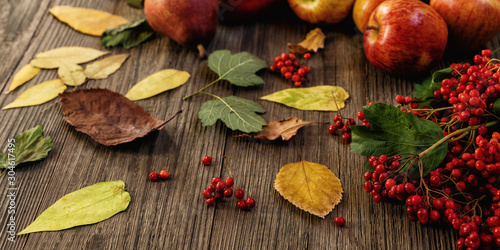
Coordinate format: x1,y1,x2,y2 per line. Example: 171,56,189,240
60,88,169,146
288,28,326,54
236,116,319,141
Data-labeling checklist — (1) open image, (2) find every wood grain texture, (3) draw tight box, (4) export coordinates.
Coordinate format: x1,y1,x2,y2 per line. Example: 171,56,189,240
0,0,498,249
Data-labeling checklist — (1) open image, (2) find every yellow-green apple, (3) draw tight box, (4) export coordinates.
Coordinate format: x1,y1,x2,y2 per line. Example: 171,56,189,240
430,0,500,51
144,0,218,54
220,0,284,22
288,0,355,25
352,0,385,33
363,0,448,76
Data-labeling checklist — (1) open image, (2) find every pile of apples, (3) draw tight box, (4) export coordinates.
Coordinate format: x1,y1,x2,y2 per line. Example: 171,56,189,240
144,0,500,76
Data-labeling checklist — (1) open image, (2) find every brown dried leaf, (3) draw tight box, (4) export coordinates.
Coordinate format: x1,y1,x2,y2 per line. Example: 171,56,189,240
60,88,167,146
288,28,326,54
236,116,318,141
49,6,130,36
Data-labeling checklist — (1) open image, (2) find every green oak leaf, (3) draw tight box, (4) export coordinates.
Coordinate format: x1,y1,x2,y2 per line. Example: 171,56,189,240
101,19,155,49
198,96,266,133
413,67,453,101
0,125,53,169
18,180,130,235
350,103,447,178
207,50,268,87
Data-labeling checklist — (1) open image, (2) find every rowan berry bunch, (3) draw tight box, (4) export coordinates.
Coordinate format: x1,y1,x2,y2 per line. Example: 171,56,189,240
149,170,170,181
360,50,500,249
202,176,256,210
269,52,311,87
328,114,356,144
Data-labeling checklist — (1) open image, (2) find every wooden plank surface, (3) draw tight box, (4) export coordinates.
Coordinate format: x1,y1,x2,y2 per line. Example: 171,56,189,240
0,0,498,249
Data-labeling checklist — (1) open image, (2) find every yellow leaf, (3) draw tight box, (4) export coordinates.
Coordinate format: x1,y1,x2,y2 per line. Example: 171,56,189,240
261,85,349,111
49,6,129,36
84,54,129,79
288,28,326,54
58,63,86,86
30,47,109,69
2,79,67,110
7,64,41,93
125,69,190,101
274,160,343,218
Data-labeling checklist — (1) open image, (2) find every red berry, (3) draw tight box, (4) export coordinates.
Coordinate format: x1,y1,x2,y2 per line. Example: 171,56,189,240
216,181,226,191
396,95,405,104
281,52,288,61
303,53,311,60
334,217,346,227
235,189,245,199
328,124,338,134
284,72,292,79
211,177,222,185
237,200,247,210
159,170,170,179
207,184,216,193
149,172,159,181
225,177,234,187
404,96,413,104
303,66,311,73
202,189,212,199
297,68,306,76
206,198,215,206
223,188,233,198
202,156,212,166
342,133,352,143
246,198,256,208
291,74,301,82
294,81,302,87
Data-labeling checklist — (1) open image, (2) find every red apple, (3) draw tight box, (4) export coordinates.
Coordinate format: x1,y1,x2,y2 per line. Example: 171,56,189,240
430,0,500,51
363,0,448,76
352,0,386,33
288,0,355,25
220,0,284,22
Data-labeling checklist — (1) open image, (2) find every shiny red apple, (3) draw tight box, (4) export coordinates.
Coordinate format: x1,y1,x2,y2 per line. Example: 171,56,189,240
288,0,355,25
352,0,385,33
363,0,448,76
219,0,283,21
430,0,500,51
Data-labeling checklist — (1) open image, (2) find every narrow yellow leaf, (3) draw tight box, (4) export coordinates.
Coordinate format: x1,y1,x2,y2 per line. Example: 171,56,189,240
7,64,41,93
274,160,343,218
2,79,67,110
125,69,190,101
58,63,86,86
30,47,109,69
84,54,129,79
261,85,349,111
49,6,129,36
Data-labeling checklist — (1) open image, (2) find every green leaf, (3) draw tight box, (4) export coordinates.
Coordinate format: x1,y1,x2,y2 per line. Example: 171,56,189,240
413,67,453,101
260,85,349,111
18,180,131,235
0,125,53,169
198,96,266,133
126,0,143,8
494,98,500,115
101,19,155,49
207,50,268,87
350,103,447,178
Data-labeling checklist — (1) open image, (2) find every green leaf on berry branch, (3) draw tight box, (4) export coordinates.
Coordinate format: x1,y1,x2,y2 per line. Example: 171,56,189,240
207,50,268,87
198,95,266,133
0,125,53,169
260,85,349,111
350,103,447,179
18,180,130,235
493,98,500,115
413,67,453,102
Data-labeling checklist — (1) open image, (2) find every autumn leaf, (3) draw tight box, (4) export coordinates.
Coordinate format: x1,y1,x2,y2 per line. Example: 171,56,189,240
236,116,320,141
18,180,130,235
58,63,86,86
84,54,129,79
288,28,326,54
125,69,190,101
60,88,171,146
261,85,349,111
49,6,129,36
2,79,67,110
30,47,109,69
274,160,343,218
101,19,155,49
7,64,40,93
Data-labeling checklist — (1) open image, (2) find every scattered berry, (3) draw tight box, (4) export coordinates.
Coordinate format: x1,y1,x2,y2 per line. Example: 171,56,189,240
202,156,212,166
334,217,346,227
237,200,248,210
159,170,170,179
149,172,159,181
246,198,256,208
235,189,245,200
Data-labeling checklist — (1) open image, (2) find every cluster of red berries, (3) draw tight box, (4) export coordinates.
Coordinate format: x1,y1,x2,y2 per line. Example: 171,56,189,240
328,114,356,144
202,176,256,210
360,50,500,249
269,52,311,87
149,170,170,181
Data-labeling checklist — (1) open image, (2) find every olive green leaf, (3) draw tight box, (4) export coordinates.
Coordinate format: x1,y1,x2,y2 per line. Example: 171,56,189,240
18,180,131,235
198,95,266,133
101,19,155,49
413,67,453,101
260,85,349,111
207,50,268,87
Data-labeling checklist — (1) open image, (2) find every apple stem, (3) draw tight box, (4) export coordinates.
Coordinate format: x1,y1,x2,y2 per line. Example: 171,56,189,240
197,44,207,59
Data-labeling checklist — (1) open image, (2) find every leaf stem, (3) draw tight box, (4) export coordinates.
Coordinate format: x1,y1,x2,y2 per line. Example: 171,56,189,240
183,78,221,100
418,120,498,158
